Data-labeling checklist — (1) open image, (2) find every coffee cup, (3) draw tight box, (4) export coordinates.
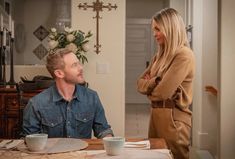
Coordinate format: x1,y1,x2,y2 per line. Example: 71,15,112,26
103,136,125,156
25,133,48,151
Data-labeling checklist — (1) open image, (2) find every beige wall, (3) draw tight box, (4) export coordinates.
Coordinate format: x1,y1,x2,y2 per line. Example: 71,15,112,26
71,0,125,136
126,0,167,19
220,0,235,158
191,0,203,149
201,0,218,156
13,0,69,65
169,0,187,23
14,0,54,65
193,0,235,158
192,0,219,158
5,65,50,82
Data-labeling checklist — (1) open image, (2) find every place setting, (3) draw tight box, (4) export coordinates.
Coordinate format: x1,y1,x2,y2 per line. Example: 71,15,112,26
0,135,172,159
15,133,88,154
0,139,24,150
84,136,172,159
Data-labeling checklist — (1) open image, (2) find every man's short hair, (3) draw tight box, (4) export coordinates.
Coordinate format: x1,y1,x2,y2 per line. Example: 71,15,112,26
46,48,73,78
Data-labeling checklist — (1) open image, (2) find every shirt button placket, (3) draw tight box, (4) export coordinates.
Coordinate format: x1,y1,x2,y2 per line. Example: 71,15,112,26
66,102,72,138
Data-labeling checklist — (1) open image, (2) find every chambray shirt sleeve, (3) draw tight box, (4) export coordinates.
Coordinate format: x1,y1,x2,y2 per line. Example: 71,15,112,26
93,92,114,138
21,99,42,137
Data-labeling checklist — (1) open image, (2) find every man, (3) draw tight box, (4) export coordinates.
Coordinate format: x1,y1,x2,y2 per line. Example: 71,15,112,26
22,48,113,138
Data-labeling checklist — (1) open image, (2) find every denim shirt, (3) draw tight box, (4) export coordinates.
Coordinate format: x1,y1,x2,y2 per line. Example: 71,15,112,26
22,84,113,138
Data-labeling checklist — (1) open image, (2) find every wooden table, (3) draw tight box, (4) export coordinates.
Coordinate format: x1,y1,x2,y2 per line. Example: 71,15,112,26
0,138,169,159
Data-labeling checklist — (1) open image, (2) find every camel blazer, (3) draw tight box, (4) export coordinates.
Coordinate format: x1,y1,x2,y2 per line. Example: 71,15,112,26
137,46,195,126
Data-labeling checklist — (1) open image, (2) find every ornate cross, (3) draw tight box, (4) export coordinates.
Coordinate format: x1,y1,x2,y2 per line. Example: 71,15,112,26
78,0,117,54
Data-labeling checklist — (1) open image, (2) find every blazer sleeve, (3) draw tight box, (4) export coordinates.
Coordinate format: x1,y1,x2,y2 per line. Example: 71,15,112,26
137,56,158,95
147,53,194,101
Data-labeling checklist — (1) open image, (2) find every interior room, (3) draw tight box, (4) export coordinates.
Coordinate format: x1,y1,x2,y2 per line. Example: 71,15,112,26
0,0,234,159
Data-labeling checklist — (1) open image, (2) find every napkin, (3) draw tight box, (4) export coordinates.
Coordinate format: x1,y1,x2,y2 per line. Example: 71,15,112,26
0,140,24,149
124,140,150,149
85,149,173,159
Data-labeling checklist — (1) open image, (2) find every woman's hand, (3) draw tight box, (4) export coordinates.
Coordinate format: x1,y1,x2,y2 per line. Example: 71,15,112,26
144,74,150,80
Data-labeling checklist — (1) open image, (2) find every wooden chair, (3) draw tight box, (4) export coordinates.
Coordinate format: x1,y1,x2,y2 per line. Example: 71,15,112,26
16,83,44,137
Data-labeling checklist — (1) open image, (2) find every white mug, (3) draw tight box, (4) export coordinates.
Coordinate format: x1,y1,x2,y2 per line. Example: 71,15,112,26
25,133,48,151
103,136,125,156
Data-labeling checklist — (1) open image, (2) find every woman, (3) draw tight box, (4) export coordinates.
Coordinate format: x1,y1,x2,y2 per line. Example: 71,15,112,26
137,8,195,159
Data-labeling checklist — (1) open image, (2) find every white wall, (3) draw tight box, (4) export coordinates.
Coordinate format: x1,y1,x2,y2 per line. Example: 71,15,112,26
71,0,125,136
220,0,235,158
192,0,219,158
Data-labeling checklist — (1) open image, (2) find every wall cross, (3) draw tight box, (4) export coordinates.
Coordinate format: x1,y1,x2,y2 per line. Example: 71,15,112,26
78,0,117,54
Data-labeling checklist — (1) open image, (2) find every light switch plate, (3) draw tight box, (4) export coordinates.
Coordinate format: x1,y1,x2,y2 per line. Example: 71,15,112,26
96,62,110,74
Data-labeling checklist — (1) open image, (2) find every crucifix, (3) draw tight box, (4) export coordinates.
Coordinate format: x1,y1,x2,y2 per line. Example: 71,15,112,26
78,0,117,54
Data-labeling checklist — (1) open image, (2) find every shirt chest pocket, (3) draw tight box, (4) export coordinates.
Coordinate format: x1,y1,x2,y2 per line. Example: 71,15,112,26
74,112,94,128
41,116,63,127
75,112,94,124
40,110,64,137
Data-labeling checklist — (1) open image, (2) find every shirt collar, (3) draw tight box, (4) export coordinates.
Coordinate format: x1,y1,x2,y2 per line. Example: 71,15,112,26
73,85,80,101
74,84,86,101
51,84,63,102
51,84,84,102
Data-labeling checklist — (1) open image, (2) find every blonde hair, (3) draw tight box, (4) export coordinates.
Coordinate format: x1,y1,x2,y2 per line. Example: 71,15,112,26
46,48,73,78
153,8,189,74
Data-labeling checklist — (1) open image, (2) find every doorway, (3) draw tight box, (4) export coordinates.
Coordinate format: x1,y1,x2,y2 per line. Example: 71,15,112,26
125,0,193,139
125,0,168,138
